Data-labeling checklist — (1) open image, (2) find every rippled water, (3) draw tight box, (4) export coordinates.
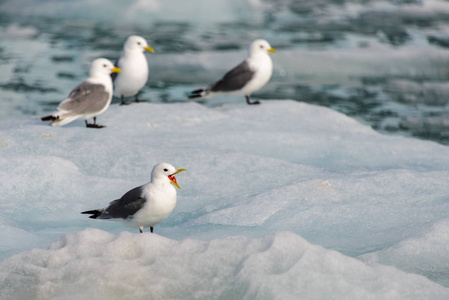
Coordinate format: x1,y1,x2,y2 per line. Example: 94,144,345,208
2,0,449,144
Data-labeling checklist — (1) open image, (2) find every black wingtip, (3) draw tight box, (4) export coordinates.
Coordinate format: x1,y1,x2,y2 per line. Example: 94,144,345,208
81,210,102,219
41,115,57,121
188,94,203,99
188,89,204,99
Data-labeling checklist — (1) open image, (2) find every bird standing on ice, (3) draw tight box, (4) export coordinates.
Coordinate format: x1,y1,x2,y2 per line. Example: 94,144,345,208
82,163,186,233
41,58,121,128
112,35,154,105
188,39,276,105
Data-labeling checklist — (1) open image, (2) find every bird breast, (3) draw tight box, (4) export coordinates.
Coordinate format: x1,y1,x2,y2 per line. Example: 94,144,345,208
114,53,149,97
243,55,273,95
133,183,177,226
119,53,149,78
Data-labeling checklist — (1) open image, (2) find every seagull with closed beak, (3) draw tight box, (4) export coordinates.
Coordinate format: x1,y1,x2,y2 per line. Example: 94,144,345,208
188,39,276,105
82,163,186,233
41,58,121,128
111,35,154,105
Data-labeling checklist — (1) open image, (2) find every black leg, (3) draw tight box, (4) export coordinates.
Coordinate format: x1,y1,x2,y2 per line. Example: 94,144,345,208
133,94,143,103
150,227,154,233
86,117,105,129
119,95,128,106
139,227,143,233
246,95,260,105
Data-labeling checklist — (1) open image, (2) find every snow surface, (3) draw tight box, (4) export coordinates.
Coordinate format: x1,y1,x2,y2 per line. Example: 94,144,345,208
1,230,448,300
1,100,449,298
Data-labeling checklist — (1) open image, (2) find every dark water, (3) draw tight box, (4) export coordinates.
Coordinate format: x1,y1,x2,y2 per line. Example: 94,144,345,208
2,0,449,144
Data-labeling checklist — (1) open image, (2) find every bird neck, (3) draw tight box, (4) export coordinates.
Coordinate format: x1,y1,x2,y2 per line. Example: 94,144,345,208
123,48,144,57
250,51,270,60
151,177,171,188
88,72,111,84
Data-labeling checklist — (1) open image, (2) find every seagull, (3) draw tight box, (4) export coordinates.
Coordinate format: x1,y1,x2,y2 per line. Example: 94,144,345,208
41,58,121,128
82,163,186,233
188,39,276,105
111,35,154,105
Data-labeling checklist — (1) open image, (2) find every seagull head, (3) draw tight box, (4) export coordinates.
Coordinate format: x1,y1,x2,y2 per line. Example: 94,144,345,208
89,58,121,77
124,35,155,53
151,162,187,190
249,39,276,57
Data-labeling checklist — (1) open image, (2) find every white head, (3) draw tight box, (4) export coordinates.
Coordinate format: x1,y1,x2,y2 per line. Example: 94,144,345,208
249,39,277,57
151,162,187,190
124,35,154,53
89,58,121,78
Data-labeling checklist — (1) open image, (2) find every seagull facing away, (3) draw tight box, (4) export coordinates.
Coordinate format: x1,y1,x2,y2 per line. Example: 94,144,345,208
111,35,154,105
82,163,186,233
188,39,276,105
41,58,121,128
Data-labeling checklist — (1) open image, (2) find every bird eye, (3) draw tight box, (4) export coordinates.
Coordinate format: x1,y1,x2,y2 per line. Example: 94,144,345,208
163,168,168,172
260,45,264,49
103,64,107,68
137,42,141,45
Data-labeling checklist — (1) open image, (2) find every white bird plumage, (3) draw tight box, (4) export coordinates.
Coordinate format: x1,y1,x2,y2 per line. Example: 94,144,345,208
82,163,186,233
189,39,276,105
112,35,154,105
41,58,121,128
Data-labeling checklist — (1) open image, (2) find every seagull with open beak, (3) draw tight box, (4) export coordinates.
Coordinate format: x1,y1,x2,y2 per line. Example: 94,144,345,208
82,162,186,233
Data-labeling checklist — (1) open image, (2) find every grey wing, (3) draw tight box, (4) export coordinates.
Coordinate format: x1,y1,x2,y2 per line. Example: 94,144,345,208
58,81,110,114
211,61,255,92
100,186,146,219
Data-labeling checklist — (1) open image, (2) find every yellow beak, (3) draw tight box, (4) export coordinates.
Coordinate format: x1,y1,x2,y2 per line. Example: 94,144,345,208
268,48,277,53
173,168,187,175
169,169,187,190
145,46,155,53
111,67,121,73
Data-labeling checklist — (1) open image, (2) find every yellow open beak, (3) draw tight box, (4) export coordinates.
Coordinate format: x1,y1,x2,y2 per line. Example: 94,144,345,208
268,48,277,53
168,168,187,190
145,46,155,53
111,67,121,73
